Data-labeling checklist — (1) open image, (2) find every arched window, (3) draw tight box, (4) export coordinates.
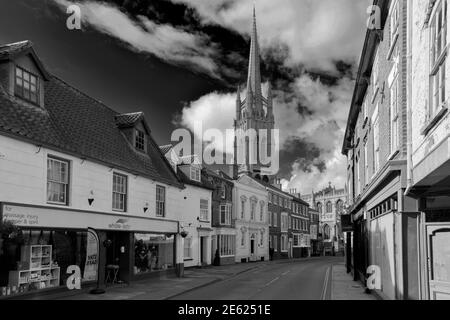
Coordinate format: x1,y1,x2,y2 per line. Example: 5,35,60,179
317,203,323,214
323,224,331,240
326,201,333,213
336,200,343,214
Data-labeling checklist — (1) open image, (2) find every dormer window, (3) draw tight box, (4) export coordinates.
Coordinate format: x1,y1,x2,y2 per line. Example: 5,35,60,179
190,166,201,182
135,129,146,151
15,66,39,105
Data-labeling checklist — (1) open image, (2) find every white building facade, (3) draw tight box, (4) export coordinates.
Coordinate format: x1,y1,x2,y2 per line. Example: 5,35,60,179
233,175,269,263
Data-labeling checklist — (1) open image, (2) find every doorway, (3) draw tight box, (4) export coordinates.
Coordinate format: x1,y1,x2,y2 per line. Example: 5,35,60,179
250,234,255,256
427,225,450,300
200,237,205,266
105,232,130,284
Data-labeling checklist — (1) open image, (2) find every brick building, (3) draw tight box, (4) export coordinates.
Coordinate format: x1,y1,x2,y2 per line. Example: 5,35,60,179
342,0,420,300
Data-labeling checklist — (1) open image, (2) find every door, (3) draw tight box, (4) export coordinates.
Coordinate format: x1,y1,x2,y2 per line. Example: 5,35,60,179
200,237,205,265
251,239,255,255
427,226,450,300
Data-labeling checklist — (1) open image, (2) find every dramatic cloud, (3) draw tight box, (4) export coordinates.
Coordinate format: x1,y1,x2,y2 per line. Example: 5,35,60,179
53,0,219,76
170,0,372,73
176,73,354,194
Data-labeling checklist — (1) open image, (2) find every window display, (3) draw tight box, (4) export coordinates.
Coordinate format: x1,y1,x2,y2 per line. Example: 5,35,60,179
0,229,93,297
134,233,175,275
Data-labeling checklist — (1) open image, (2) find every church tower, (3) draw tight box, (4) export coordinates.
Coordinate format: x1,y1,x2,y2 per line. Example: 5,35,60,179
233,7,275,181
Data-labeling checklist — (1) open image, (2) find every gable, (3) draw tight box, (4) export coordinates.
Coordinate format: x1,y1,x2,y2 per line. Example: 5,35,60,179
238,175,266,192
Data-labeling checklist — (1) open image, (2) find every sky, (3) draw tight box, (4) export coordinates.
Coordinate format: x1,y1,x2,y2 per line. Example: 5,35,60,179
0,0,372,195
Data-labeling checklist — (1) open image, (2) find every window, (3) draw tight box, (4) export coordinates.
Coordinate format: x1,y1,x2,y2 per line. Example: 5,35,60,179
184,238,192,260
326,201,332,213
430,0,447,118
281,235,288,252
220,204,232,225
112,173,127,212
260,230,264,246
200,199,209,221
47,157,69,205
273,212,278,227
219,235,235,257
364,142,369,185
241,199,246,219
390,74,399,154
135,129,145,151
293,234,299,247
156,185,166,217
281,214,289,231
135,233,174,274
260,202,264,221
268,211,272,225
220,183,226,199
372,106,380,174
317,203,323,214
190,167,201,182
390,0,399,47
241,230,246,247
250,201,256,220
15,66,39,104
273,236,278,252
356,153,361,195
372,50,379,91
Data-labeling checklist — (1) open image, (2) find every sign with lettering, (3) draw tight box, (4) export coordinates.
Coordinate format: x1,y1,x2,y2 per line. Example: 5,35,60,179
1,204,178,233
83,228,99,281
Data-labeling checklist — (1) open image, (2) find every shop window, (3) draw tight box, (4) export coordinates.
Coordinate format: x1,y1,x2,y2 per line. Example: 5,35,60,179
47,157,69,205
134,234,174,275
219,235,235,257
273,236,278,252
112,173,127,212
281,235,288,252
156,185,166,217
0,229,93,297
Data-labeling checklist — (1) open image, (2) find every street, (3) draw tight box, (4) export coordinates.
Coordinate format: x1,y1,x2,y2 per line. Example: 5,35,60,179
170,257,341,300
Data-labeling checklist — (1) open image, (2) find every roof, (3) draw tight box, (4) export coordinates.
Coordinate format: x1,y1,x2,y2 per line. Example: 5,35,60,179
0,42,183,189
203,168,234,184
115,112,144,128
245,175,309,206
177,169,215,191
342,0,389,155
0,40,50,80
159,144,174,155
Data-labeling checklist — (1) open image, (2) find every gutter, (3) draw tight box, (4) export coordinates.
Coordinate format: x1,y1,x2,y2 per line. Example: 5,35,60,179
404,0,414,197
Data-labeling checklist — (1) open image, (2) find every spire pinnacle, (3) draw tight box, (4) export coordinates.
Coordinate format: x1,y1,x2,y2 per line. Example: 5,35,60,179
247,6,262,104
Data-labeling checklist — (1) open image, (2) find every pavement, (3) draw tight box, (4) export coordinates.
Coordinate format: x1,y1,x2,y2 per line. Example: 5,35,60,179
16,257,379,300
331,263,378,300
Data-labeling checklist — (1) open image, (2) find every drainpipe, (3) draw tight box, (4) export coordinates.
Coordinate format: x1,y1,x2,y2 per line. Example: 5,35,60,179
404,0,414,197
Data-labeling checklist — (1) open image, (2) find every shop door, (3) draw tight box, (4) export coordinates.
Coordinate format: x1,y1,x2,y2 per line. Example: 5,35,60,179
427,226,450,300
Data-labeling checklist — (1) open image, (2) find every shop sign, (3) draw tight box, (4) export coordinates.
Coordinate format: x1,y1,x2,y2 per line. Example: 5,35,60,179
83,228,99,281
1,204,178,233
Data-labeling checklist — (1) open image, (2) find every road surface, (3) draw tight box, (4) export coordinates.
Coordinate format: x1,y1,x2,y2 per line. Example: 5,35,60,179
171,257,342,300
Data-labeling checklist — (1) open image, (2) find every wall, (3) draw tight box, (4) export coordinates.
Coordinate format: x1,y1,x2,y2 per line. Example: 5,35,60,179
178,184,212,268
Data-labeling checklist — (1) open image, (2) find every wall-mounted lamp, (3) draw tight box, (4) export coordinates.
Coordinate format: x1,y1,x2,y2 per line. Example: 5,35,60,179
88,191,94,206
143,202,149,213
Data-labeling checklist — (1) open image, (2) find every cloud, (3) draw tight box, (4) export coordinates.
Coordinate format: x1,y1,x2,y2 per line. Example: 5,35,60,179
170,0,372,73
53,0,219,76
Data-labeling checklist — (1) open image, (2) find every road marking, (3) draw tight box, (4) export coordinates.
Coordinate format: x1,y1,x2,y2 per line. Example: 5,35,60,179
264,277,280,287
321,266,330,300
281,270,291,276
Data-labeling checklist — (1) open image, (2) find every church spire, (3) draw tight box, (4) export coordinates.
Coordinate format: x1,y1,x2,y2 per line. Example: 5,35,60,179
246,5,262,105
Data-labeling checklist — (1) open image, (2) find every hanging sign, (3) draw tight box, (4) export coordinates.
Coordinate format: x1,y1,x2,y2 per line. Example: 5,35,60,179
83,228,99,281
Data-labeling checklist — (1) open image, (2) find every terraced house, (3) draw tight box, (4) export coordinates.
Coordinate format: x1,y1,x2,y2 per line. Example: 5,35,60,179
342,0,420,300
0,41,188,298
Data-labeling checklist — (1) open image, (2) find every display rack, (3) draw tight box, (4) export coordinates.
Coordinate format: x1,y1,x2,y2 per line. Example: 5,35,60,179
8,245,60,290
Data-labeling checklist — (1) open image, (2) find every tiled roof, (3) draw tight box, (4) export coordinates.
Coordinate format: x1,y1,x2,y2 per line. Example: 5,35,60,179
0,73,183,188
115,112,144,128
0,40,32,59
159,144,173,155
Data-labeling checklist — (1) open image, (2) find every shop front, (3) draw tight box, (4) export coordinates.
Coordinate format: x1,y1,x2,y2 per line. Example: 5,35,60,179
0,203,179,298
